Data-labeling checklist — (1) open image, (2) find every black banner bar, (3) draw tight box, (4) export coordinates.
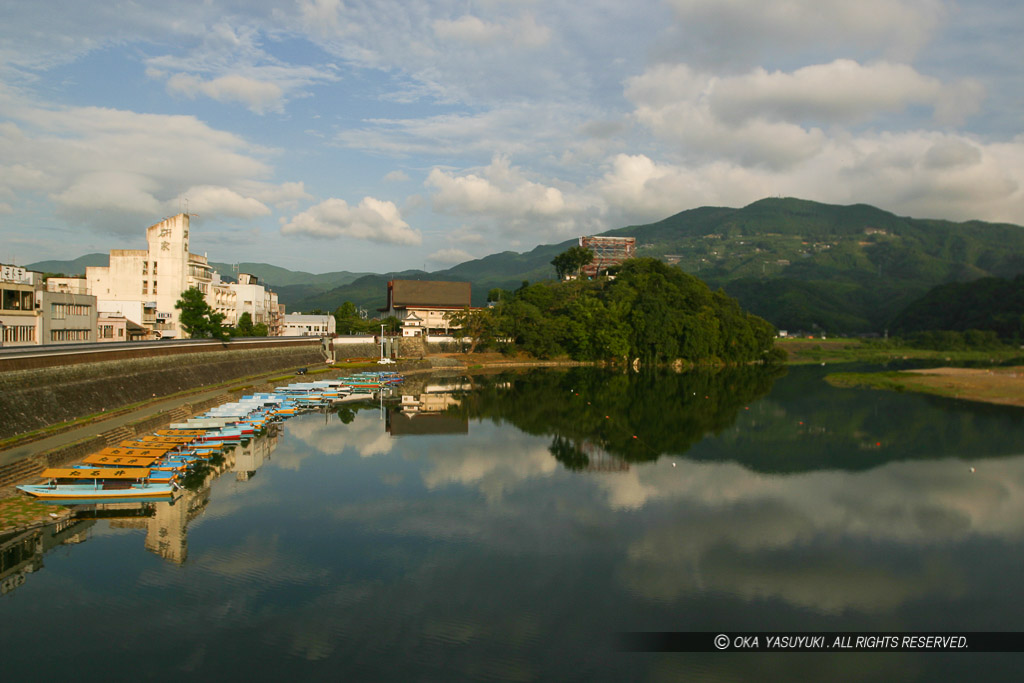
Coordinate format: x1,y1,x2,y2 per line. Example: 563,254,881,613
617,632,1024,653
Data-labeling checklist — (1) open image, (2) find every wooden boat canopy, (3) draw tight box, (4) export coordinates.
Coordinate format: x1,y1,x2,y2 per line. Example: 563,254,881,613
82,454,161,467
42,468,153,479
156,429,207,436
139,435,195,444
96,445,175,458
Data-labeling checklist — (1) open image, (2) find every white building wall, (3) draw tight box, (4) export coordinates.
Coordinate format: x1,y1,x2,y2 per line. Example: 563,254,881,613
282,314,336,337
85,214,223,338
46,278,90,294
229,277,280,334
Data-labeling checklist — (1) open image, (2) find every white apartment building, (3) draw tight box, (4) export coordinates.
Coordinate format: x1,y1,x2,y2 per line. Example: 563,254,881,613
86,213,235,339
210,272,238,327
231,273,281,336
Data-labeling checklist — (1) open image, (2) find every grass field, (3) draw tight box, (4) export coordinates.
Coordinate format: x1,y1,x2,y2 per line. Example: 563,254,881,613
826,366,1024,408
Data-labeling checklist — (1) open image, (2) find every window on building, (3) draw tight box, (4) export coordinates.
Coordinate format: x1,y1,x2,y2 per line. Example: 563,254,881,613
153,261,158,275
1,289,32,310
142,261,148,275
3,325,35,343
51,303,90,318
50,329,90,342
153,280,157,295
142,281,148,295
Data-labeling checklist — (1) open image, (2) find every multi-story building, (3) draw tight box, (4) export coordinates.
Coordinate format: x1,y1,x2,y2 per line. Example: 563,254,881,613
231,273,280,335
210,273,238,328
1,265,41,346
39,290,97,344
379,280,472,338
86,213,234,339
2,265,97,346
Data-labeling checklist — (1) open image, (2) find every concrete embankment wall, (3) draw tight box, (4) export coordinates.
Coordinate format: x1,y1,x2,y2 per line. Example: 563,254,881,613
332,337,466,361
0,342,324,440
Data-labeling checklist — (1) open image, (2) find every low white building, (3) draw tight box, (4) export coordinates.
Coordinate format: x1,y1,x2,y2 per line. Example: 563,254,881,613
282,313,335,337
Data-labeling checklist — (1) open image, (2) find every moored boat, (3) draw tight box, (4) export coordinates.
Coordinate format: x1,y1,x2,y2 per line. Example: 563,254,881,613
17,468,177,500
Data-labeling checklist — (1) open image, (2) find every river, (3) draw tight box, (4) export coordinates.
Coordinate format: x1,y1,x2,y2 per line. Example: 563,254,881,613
2,365,1024,681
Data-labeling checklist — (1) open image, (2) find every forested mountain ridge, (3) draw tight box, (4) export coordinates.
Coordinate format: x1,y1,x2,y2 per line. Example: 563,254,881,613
294,198,1024,332
27,198,1024,334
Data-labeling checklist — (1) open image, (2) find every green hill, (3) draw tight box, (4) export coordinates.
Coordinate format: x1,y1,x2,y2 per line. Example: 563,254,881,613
890,275,1024,339
620,198,1024,333
27,198,1024,333
26,253,108,276
207,262,370,289
299,198,1024,331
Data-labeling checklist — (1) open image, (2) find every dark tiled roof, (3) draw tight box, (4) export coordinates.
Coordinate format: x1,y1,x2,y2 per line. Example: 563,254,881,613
390,280,471,308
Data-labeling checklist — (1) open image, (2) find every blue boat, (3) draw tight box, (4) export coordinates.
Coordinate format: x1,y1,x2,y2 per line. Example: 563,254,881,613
18,467,177,500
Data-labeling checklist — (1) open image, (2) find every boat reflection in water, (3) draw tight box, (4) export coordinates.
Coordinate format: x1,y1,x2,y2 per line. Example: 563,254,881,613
4,428,280,573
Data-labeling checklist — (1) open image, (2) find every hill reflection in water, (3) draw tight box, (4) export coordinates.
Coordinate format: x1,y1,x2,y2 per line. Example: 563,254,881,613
4,366,1024,681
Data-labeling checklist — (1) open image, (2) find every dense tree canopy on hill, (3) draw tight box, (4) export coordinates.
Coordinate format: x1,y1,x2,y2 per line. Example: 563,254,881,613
889,275,1024,341
449,258,780,364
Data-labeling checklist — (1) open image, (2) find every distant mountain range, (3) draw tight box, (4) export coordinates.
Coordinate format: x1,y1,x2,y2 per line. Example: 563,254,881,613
28,198,1024,334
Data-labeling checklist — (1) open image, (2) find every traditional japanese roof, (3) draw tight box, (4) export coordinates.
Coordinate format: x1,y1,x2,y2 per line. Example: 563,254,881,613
383,280,471,311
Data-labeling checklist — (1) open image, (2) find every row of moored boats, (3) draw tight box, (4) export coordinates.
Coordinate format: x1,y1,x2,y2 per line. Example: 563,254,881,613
17,372,404,502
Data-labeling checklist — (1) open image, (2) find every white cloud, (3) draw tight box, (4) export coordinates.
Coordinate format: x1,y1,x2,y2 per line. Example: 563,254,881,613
383,170,410,182
664,0,947,62
706,59,983,126
247,181,314,208
432,13,551,47
624,60,984,168
281,196,421,245
53,171,163,215
428,248,474,265
172,185,271,218
427,155,578,222
167,73,285,114
0,90,304,234
432,15,504,44
335,103,598,160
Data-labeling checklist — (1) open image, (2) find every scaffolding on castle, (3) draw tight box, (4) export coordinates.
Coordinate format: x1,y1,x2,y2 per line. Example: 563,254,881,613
579,236,636,278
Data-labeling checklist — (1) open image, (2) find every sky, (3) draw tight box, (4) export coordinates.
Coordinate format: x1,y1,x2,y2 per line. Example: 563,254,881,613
1,0,1022,274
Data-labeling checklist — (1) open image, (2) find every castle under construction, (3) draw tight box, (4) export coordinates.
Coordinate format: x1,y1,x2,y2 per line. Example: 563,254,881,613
579,235,636,277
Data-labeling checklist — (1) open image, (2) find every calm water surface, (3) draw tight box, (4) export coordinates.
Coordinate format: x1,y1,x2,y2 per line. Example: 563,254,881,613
3,366,1024,681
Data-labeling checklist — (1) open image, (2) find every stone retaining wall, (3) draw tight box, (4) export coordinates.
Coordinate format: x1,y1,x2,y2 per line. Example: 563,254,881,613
0,345,323,439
